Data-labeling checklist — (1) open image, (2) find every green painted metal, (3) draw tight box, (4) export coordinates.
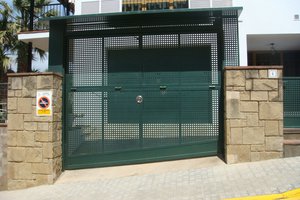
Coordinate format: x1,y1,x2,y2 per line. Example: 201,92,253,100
107,47,213,124
50,8,241,169
284,77,300,128
42,7,243,22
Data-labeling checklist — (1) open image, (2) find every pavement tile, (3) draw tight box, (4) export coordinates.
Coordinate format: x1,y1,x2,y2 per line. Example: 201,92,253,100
0,157,300,200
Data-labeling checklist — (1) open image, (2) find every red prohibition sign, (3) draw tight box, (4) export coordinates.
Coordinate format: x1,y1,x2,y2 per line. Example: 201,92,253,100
38,96,50,109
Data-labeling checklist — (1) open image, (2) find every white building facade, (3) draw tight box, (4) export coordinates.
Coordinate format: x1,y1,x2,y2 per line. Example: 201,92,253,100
19,0,300,74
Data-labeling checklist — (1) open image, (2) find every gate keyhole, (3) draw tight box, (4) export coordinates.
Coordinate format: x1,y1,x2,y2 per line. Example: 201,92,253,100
136,95,143,104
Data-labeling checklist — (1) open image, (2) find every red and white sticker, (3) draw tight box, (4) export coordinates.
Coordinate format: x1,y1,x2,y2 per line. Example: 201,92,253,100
36,90,52,116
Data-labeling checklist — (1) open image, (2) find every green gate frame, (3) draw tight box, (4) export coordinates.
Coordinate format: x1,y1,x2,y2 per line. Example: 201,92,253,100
46,7,242,169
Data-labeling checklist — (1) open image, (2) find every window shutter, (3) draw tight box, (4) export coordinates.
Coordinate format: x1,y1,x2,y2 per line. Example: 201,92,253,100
189,0,210,8
101,0,120,13
212,0,232,7
81,1,100,14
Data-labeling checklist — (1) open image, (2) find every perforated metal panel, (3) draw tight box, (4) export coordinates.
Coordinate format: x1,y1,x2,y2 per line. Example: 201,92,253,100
284,77,300,128
61,8,241,169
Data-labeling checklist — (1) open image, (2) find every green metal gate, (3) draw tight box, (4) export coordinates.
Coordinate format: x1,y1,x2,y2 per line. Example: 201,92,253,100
283,77,300,128
59,8,241,169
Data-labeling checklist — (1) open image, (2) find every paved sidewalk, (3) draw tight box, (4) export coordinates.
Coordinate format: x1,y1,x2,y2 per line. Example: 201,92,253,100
0,157,300,200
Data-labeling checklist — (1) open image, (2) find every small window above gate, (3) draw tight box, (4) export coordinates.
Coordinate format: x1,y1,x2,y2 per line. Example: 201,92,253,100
122,0,188,12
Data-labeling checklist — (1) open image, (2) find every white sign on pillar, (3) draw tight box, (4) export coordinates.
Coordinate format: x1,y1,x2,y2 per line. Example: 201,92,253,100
36,90,52,116
268,69,278,79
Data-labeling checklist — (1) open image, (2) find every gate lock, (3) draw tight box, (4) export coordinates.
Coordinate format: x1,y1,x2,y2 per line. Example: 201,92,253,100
136,95,143,104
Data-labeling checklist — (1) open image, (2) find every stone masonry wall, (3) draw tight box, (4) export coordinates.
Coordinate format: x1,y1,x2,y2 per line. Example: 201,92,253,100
0,124,7,190
7,73,62,190
225,66,283,164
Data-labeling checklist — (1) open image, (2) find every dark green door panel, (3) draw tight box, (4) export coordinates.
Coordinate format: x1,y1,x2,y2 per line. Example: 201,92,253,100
64,37,221,169
65,139,218,169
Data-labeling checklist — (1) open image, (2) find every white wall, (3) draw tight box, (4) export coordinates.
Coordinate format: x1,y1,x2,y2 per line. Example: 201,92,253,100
75,0,121,15
233,0,300,65
189,0,232,8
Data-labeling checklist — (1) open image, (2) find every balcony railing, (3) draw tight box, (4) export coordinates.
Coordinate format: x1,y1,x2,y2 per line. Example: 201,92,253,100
122,0,188,12
24,3,72,31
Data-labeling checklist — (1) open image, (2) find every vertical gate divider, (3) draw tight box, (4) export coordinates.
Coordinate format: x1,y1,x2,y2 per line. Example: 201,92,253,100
216,12,225,154
139,33,144,149
178,33,182,144
101,37,105,153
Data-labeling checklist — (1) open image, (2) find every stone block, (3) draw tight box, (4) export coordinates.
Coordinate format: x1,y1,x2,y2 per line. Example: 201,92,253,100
245,80,252,90
7,98,17,110
226,145,251,164
240,91,250,100
32,163,52,175
268,91,279,102
11,77,22,90
233,87,245,91
22,76,37,97
43,143,53,159
53,113,62,123
265,121,279,136
259,102,283,120
8,114,23,130
7,163,32,180
25,148,43,163
245,113,259,127
14,90,22,97
37,123,49,131
226,91,241,119
278,121,283,136
24,114,51,122
37,76,53,89
251,145,265,152
24,122,37,131
35,132,50,142
34,174,51,185
53,143,62,158
7,147,26,162
246,70,259,79
226,70,246,87
278,81,283,101
225,121,230,144
7,90,14,97
53,157,62,179
7,180,27,190
277,70,283,78
251,152,261,162
251,91,268,101
7,131,18,146
266,137,283,151
54,77,62,89
230,119,246,127
230,128,243,144
243,127,264,144
17,131,35,147
17,98,32,114
260,152,282,160
259,70,268,78
253,79,278,91
240,101,258,112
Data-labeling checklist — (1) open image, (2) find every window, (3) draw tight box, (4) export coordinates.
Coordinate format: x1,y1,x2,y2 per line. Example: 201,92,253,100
122,0,188,12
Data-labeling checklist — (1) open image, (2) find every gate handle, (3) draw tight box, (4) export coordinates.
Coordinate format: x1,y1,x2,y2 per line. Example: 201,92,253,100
115,86,122,91
71,88,77,92
160,86,167,90
209,85,216,89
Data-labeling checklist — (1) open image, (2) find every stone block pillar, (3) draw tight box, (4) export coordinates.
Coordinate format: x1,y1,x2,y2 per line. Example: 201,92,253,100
0,124,7,190
225,66,283,164
7,73,62,190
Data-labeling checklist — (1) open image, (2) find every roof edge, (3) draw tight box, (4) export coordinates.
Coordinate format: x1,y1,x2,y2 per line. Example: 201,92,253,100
41,6,243,22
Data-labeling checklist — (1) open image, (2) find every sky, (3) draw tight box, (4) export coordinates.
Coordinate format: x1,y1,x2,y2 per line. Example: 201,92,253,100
3,0,57,72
